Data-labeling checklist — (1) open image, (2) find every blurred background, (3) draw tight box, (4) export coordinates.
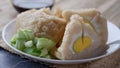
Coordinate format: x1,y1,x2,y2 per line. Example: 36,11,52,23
0,0,120,29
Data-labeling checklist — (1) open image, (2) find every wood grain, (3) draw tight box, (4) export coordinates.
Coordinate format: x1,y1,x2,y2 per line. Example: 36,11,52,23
0,0,120,68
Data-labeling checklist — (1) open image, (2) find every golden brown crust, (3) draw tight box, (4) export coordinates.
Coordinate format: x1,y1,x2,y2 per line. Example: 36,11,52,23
16,8,66,44
53,8,63,18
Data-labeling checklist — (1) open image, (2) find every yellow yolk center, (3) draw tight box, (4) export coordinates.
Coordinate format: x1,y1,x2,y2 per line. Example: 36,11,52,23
73,18,93,53
73,36,92,53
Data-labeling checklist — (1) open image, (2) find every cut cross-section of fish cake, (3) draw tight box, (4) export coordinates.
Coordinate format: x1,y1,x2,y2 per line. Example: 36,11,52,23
55,15,102,60
62,8,108,44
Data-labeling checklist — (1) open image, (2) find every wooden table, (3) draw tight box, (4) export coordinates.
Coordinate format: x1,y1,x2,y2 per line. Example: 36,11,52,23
0,0,120,68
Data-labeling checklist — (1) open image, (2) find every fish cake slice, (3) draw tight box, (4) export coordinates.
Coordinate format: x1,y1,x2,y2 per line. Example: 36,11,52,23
55,15,102,60
62,8,108,44
16,8,66,44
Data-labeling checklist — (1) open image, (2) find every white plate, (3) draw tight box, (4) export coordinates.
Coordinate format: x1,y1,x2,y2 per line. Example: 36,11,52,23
2,19,120,64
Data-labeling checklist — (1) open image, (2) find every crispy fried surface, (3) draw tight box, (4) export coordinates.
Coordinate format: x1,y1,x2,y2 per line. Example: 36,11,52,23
16,8,66,44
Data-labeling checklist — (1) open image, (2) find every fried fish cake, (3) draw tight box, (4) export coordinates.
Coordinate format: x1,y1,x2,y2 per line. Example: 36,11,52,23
55,15,102,60
16,8,66,44
62,8,108,44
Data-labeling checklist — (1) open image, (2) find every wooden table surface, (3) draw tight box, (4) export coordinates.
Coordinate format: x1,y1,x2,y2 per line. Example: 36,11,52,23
0,0,120,68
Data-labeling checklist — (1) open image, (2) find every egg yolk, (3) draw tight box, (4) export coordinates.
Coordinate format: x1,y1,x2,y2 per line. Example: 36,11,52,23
73,36,92,53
